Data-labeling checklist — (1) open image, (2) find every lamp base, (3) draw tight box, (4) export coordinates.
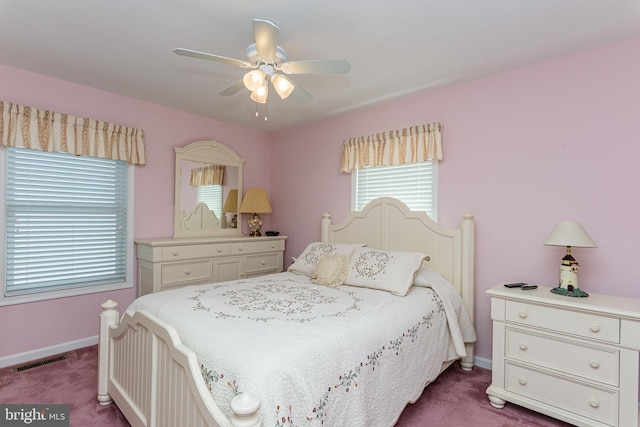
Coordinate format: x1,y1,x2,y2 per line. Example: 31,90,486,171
550,286,589,297
247,213,263,237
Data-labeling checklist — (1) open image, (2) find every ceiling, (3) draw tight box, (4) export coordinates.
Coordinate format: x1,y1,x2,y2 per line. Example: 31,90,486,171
1,1,640,132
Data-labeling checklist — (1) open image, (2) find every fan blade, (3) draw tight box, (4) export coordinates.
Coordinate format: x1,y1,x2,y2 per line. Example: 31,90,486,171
253,19,278,60
173,48,253,69
219,80,245,96
291,85,313,104
281,59,351,75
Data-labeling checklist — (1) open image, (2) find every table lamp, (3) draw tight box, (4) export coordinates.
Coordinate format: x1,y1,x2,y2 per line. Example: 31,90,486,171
239,188,272,236
222,189,238,228
543,221,597,297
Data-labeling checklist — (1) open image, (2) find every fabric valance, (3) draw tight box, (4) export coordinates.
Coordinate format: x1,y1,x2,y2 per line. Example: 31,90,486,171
341,122,442,173
0,101,146,165
190,164,224,186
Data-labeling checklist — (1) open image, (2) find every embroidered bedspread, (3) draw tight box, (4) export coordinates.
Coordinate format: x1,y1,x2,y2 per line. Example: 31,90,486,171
126,272,475,427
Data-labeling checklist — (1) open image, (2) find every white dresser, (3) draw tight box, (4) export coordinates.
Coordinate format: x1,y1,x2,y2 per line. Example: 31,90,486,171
486,285,640,427
135,235,287,296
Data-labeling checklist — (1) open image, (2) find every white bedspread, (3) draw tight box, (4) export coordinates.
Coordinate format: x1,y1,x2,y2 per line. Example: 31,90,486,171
126,272,475,427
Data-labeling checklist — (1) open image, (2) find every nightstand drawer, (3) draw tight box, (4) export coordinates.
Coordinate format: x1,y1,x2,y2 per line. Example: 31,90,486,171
506,327,619,386
230,239,285,255
161,260,212,285
162,243,229,261
505,301,620,343
505,362,618,426
244,253,282,276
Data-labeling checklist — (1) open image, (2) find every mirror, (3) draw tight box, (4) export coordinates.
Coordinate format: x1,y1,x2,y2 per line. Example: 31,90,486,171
174,140,244,238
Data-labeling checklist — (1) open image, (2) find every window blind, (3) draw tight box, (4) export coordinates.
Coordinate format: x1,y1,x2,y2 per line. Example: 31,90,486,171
354,161,437,219
5,147,128,296
197,185,223,219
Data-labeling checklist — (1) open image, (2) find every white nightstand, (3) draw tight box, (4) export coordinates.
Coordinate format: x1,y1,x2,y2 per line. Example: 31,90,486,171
486,285,640,427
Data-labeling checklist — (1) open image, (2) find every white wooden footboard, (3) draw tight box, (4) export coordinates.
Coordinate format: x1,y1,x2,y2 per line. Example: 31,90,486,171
97,300,261,427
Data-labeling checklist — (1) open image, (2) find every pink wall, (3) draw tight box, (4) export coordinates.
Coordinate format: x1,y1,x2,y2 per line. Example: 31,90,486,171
270,36,640,363
0,65,272,358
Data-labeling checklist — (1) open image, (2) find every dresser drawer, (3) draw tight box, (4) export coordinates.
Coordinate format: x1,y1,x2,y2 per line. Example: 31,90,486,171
244,253,282,276
505,362,618,426
506,327,619,386
231,239,285,255
161,260,212,285
505,301,620,344
162,243,229,261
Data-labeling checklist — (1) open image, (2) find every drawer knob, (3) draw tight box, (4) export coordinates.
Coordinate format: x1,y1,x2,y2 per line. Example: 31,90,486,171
589,323,601,333
589,399,600,408
238,246,244,251
184,270,191,275
518,378,527,386
271,244,275,248
261,260,266,265
519,343,528,351
172,250,179,256
217,248,222,253
589,360,600,369
518,310,528,319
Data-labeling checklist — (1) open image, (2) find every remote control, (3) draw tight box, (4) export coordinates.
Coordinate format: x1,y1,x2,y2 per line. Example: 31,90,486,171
504,282,526,288
521,284,538,290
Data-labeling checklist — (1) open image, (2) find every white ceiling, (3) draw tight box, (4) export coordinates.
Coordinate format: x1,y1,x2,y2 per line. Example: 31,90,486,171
1,0,640,132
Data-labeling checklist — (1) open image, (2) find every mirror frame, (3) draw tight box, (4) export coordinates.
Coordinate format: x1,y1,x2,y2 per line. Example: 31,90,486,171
173,140,244,238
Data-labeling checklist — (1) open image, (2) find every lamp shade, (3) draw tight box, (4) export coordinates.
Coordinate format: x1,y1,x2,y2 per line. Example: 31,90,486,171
243,69,265,92
239,188,272,214
272,74,295,99
543,221,597,248
222,189,238,213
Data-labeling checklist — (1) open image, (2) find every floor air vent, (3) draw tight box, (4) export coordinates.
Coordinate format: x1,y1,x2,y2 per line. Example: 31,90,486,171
13,354,68,373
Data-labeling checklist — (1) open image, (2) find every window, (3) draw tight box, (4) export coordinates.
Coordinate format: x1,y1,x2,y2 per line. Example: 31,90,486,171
1,146,134,305
352,161,438,220
197,185,222,219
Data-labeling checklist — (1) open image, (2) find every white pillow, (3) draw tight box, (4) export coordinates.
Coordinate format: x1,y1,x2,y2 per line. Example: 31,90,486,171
288,242,364,277
311,254,350,287
344,247,428,296
413,266,450,288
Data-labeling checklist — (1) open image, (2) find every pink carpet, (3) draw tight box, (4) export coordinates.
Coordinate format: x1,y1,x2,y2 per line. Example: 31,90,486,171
0,346,569,426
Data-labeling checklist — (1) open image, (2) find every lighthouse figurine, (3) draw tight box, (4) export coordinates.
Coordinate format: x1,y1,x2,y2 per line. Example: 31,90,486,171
543,221,596,298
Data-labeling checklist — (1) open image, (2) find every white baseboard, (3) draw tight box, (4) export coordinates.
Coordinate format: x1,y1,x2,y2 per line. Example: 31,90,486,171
473,355,492,370
0,335,98,369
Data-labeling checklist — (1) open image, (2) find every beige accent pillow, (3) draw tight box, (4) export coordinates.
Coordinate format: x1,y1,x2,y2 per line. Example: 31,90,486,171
311,254,350,287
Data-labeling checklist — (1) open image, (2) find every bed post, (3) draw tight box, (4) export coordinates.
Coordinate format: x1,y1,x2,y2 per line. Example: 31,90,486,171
321,212,331,242
460,214,475,371
97,299,119,405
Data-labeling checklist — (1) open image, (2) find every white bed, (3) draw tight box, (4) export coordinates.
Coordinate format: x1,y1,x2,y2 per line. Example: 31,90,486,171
97,197,476,427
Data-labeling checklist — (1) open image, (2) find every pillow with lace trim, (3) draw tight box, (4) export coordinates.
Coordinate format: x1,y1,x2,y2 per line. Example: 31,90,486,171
288,242,364,277
311,254,351,287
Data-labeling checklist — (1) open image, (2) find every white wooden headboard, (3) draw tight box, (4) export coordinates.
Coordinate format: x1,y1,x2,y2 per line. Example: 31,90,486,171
320,197,475,321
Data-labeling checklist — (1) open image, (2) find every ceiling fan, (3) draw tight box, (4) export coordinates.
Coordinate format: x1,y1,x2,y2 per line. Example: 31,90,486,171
173,19,351,105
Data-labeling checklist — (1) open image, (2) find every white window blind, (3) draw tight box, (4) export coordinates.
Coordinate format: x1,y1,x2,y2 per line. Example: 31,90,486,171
352,161,438,220
5,147,128,297
197,185,222,219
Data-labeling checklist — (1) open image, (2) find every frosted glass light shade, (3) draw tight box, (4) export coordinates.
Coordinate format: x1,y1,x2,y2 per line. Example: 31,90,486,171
243,69,265,92
250,83,268,104
544,221,597,248
272,74,294,99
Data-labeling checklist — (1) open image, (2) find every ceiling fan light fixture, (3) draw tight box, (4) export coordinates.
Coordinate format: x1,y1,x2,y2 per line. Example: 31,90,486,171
243,69,265,92
271,74,295,99
250,83,269,104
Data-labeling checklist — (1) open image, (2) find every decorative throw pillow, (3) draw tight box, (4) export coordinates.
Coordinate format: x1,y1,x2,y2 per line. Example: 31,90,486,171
311,254,350,287
288,242,364,277
344,247,428,296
